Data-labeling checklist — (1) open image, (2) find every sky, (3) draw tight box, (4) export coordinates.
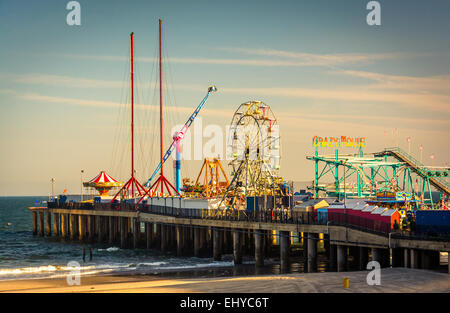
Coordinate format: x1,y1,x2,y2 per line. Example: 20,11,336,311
0,0,449,196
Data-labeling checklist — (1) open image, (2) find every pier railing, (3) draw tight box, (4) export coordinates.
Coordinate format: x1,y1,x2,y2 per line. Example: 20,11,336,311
44,200,450,242
49,201,395,236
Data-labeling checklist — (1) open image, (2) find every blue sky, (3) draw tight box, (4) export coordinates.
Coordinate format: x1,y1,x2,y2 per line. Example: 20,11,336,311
0,0,449,195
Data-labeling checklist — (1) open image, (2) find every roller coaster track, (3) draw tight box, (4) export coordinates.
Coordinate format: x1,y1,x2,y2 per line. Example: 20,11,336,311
374,147,450,196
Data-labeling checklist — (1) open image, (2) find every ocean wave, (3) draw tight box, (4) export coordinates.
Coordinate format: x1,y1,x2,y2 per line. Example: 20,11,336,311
97,247,120,252
0,263,128,281
152,261,234,271
136,261,167,267
0,259,236,281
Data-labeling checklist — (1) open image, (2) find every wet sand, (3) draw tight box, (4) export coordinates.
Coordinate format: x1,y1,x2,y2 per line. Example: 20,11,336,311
0,268,449,293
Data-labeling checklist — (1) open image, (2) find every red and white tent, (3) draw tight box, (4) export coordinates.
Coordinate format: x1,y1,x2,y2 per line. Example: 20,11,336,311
88,171,120,184
84,171,123,196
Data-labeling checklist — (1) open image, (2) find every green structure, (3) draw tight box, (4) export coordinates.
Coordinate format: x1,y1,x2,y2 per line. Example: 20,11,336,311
307,147,450,207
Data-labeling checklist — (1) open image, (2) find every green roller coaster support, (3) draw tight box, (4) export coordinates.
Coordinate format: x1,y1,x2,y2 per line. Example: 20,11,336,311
335,149,339,198
314,148,319,198
307,146,449,205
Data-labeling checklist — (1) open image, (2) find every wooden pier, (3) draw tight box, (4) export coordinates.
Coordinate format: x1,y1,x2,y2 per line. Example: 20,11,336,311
29,205,450,274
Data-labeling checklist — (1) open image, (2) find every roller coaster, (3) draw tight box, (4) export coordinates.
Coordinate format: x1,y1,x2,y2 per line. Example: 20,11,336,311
307,146,450,207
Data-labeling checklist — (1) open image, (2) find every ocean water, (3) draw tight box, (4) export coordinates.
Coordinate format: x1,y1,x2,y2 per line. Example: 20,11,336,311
0,196,323,281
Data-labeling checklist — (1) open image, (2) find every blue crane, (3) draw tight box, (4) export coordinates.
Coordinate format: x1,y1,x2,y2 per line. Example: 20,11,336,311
144,85,217,189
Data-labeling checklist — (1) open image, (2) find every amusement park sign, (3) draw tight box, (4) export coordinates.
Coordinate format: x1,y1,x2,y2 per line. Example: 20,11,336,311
312,136,366,148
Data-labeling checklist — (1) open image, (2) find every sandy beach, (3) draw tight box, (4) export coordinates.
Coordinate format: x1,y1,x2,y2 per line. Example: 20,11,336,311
1,268,449,293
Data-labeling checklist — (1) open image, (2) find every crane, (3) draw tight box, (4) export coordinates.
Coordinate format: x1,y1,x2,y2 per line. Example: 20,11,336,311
138,85,217,201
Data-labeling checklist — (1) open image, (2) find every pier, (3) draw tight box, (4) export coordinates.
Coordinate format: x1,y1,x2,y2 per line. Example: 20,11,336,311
29,203,450,274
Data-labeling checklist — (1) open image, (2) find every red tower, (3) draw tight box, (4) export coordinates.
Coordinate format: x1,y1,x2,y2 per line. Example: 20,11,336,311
111,32,146,204
144,19,180,197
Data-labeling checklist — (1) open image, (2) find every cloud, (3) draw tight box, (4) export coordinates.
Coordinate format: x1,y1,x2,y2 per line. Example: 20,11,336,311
336,70,450,93
0,73,124,89
0,89,18,96
216,47,412,66
59,51,407,68
3,75,450,117
3,67,449,116
220,86,450,114
9,89,233,118
276,111,450,128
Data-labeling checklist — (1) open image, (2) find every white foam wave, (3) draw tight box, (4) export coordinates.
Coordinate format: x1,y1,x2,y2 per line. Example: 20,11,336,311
97,247,120,252
153,261,234,271
0,259,235,281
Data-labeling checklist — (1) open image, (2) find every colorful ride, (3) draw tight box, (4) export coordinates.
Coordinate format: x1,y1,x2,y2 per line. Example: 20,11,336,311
83,171,123,196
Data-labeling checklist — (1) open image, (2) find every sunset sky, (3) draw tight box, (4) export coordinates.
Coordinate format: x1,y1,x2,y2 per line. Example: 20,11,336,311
0,0,449,196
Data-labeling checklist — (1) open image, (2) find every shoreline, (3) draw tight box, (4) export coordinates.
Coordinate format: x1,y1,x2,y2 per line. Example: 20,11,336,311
1,268,449,293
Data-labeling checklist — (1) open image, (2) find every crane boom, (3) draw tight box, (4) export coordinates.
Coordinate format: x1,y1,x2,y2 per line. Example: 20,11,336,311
144,85,217,187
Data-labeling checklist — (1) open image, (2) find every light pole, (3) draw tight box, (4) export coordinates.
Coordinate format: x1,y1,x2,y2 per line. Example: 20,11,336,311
50,178,55,201
430,154,434,167
80,170,84,202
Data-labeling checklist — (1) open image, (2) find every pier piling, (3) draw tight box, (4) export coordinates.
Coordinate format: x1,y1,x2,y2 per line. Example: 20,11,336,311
61,214,67,238
133,218,139,249
280,231,290,273
68,214,74,240
45,210,51,237
410,249,419,269
146,223,153,249
176,225,184,256
255,230,264,267
108,216,114,244
265,230,273,257
232,229,242,265
194,227,201,257
329,244,337,271
120,217,127,248
87,215,94,242
307,233,318,272
392,248,403,267
337,245,347,272
32,211,37,236
161,224,168,254
213,228,222,261
403,248,410,268
359,247,369,270
39,211,44,237
78,215,86,242
371,248,381,265
52,212,59,237
96,216,103,243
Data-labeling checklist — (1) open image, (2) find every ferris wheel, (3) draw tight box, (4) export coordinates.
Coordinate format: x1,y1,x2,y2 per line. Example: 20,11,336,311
227,101,281,197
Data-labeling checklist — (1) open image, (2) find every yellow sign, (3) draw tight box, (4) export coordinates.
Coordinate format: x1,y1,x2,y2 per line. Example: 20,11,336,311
312,136,366,148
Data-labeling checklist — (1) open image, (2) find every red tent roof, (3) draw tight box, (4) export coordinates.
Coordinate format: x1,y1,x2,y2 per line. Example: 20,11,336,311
88,171,119,184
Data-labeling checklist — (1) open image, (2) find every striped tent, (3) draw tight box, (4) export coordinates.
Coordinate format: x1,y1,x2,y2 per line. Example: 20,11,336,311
83,171,123,196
